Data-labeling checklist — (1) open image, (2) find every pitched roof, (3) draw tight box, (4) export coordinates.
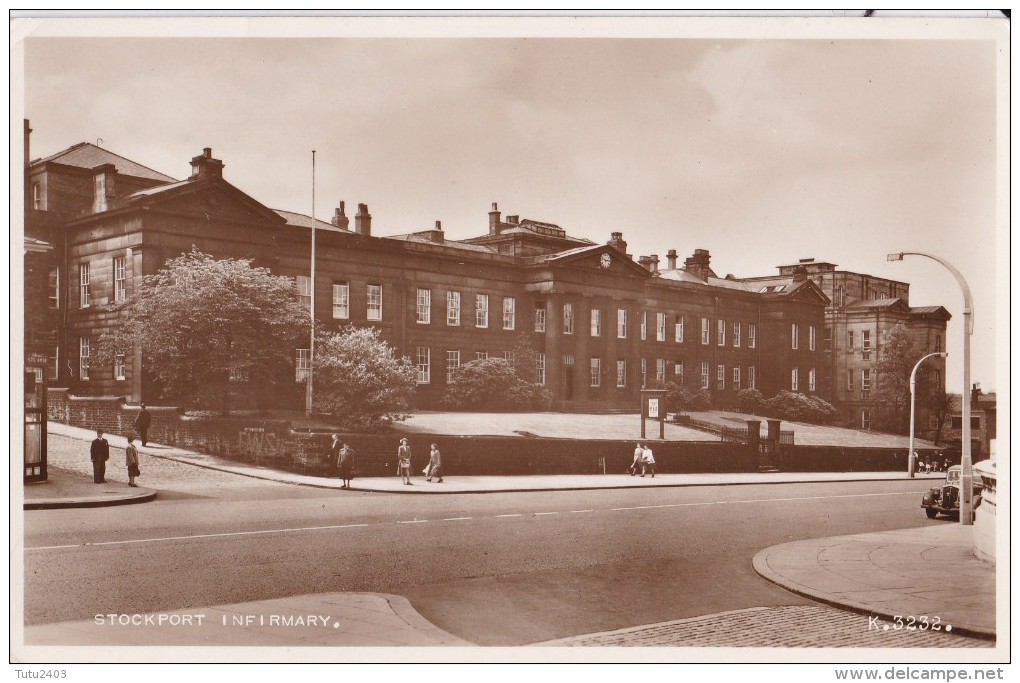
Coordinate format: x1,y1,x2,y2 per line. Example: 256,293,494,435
385,233,497,253
32,142,177,183
848,297,905,309
274,210,344,233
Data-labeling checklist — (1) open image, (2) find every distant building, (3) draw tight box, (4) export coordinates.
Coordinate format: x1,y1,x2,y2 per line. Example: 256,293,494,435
27,123,950,424
944,385,996,462
737,258,950,434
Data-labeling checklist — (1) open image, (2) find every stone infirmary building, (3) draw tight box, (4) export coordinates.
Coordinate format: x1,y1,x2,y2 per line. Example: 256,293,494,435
23,123,948,433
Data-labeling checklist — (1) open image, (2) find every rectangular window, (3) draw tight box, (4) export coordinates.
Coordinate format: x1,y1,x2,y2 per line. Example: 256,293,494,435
563,303,574,335
733,321,741,348
835,286,845,307
114,353,126,381
367,284,383,321
701,361,710,389
701,318,710,345
590,308,601,337
590,357,601,387
847,369,854,391
640,312,647,341
332,283,350,319
617,360,626,387
847,330,855,352
862,409,871,430
617,309,628,338
416,347,431,384
861,369,871,399
791,323,799,350
503,297,515,330
50,345,60,382
79,337,90,380
476,294,489,328
296,275,311,310
641,358,647,387
416,288,431,324
717,320,726,346
79,263,90,308
675,315,685,343
32,182,42,210
809,325,817,351
791,367,799,391
824,328,832,352
447,291,461,326
113,257,127,302
295,349,310,382
717,364,725,390
748,365,757,390
475,351,488,361
748,324,757,349
656,313,666,342
862,330,871,361
537,353,546,385
934,335,942,353
48,267,60,308
534,307,546,333
674,362,684,383
503,351,514,362
446,350,460,383
809,368,816,392
656,358,666,383
733,367,741,390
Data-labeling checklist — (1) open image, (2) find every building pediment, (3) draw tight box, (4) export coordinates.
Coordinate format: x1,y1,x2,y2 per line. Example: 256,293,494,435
536,244,652,278
126,176,286,227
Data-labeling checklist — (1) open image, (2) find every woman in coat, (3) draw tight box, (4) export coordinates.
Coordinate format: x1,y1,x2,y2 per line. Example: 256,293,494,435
126,436,141,487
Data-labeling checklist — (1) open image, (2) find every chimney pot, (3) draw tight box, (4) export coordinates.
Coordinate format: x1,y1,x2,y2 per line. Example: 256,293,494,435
488,202,502,236
666,249,678,270
331,201,350,230
435,220,442,230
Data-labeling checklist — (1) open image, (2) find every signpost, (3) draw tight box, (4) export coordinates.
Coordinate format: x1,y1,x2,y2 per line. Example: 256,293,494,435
640,388,667,440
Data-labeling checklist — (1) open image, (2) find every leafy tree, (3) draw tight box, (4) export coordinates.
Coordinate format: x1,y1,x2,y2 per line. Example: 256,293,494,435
443,354,552,411
98,249,308,414
763,391,836,424
872,323,942,434
664,381,712,414
312,325,418,431
736,388,765,414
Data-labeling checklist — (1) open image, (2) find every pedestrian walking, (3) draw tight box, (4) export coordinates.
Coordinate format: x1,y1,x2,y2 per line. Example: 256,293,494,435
426,443,443,483
125,436,141,487
133,404,151,447
641,444,656,478
339,443,355,489
630,442,643,476
329,433,342,479
90,430,110,484
397,438,413,486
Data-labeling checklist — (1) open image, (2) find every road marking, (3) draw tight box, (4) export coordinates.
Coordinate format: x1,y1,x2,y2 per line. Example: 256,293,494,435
442,517,472,521
26,491,921,551
27,523,371,551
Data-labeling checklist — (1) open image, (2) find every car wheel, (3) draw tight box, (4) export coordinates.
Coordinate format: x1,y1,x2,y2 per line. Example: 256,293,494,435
925,508,938,519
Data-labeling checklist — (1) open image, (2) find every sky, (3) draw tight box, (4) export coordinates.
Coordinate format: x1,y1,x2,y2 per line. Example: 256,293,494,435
14,16,1008,395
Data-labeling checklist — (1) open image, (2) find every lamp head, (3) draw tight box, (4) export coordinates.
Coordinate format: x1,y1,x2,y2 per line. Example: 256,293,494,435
886,253,905,262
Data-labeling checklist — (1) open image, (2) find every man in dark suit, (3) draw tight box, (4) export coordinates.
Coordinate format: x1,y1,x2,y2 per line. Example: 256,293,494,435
134,404,151,447
329,434,342,479
90,430,110,483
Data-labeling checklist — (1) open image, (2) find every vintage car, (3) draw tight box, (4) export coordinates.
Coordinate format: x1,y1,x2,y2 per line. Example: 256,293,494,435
921,465,983,518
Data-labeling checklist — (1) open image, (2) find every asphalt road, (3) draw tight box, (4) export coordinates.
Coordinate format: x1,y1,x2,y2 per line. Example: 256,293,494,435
24,476,939,645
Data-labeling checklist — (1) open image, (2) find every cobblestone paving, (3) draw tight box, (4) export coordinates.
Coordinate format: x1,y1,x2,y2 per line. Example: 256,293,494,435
45,433,273,489
539,606,992,648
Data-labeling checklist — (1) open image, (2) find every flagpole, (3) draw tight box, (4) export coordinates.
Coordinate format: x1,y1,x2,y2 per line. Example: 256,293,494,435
305,150,316,417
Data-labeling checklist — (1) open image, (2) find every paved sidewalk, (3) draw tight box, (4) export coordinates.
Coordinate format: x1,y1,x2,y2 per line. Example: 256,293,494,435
24,470,155,509
24,422,992,650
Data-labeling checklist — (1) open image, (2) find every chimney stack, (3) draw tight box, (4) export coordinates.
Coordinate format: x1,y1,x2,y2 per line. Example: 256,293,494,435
331,201,350,230
355,203,372,237
792,266,808,283
91,163,116,213
666,249,678,270
431,220,444,243
488,202,501,236
607,232,629,258
190,147,224,179
683,248,715,281
638,255,660,274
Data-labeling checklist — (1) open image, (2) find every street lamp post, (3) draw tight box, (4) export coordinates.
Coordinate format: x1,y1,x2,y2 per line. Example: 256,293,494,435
908,351,948,478
888,251,974,524
305,150,316,417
